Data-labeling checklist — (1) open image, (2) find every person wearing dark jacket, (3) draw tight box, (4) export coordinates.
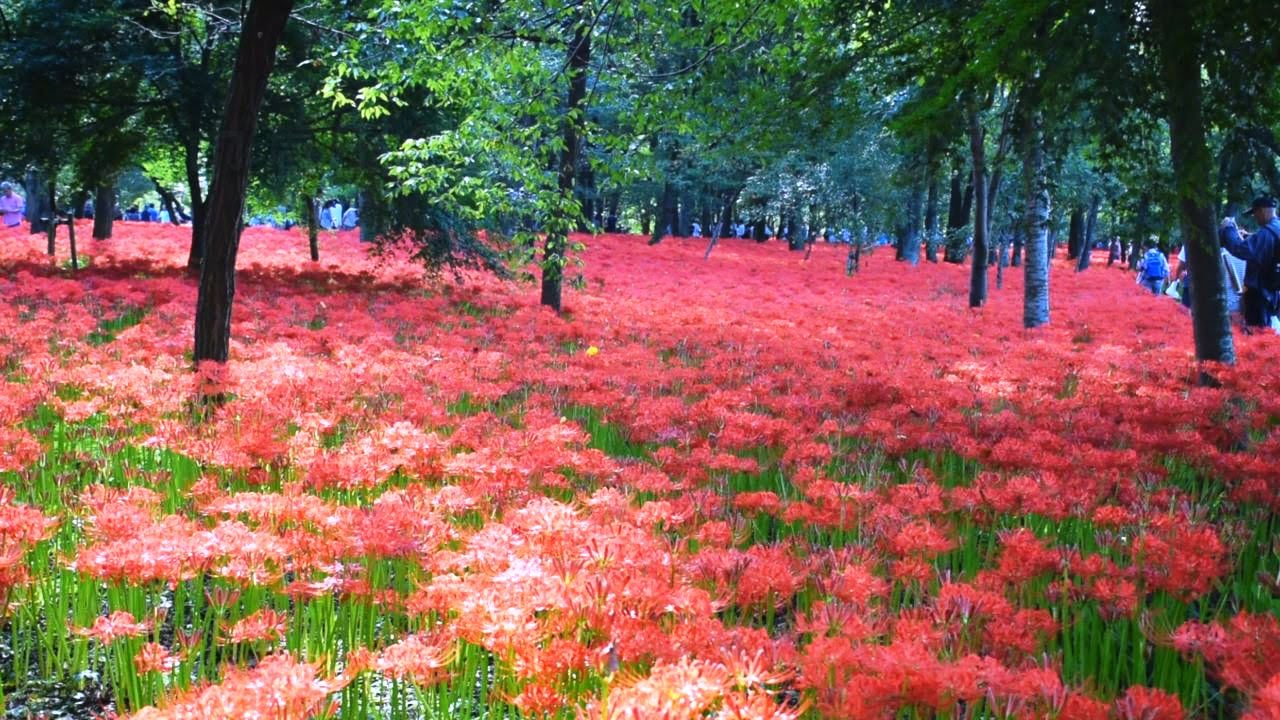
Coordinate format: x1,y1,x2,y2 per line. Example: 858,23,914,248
1220,195,1280,329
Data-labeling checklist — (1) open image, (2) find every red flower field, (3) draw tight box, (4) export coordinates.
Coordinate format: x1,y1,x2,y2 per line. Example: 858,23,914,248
0,221,1276,719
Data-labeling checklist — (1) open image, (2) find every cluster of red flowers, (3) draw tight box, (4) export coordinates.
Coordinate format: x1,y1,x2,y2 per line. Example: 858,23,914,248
1,222,1277,718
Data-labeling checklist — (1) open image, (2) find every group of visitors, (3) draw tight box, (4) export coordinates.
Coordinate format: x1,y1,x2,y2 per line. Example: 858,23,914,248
1134,195,1280,332
320,199,358,230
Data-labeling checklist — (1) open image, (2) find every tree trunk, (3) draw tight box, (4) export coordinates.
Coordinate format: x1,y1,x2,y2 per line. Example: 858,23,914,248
92,184,114,240
577,162,595,233
1023,112,1050,329
969,110,988,308
192,0,295,365
46,181,57,255
996,239,1007,289
605,192,620,232
1151,0,1234,367
945,155,971,264
66,214,78,270
1078,194,1098,271
902,183,922,265
305,194,319,261
25,169,49,235
183,134,207,270
947,157,965,229
1011,235,1023,267
71,189,89,219
925,171,940,262
540,19,590,312
151,177,183,225
649,181,674,245
1067,208,1084,259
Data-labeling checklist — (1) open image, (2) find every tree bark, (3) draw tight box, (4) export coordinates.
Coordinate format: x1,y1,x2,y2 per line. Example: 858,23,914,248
1078,194,1098,271
925,170,940,263
1067,208,1084,259
193,0,295,365
92,184,114,240
539,19,590,312
969,110,988,308
183,133,207,270
945,155,972,264
1023,112,1050,329
151,177,183,225
46,181,57,255
902,183,922,265
604,192,619,232
648,181,675,245
25,169,49,235
305,194,319,261
947,157,965,229
71,189,89,219
1151,0,1234,367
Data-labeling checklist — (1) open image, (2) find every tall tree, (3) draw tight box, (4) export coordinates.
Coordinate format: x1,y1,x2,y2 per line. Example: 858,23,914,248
540,15,591,313
1150,0,1234,366
193,0,295,365
968,105,988,307
1023,110,1050,328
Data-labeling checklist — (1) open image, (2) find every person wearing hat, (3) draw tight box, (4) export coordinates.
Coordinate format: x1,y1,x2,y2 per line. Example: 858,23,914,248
0,183,24,228
1220,195,1280,329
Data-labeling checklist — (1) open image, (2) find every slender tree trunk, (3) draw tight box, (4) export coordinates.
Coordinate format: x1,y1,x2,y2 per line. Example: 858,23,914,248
1151,0,1234,367
945,155,971,264
25,169,49,235
649,181,674,245
902,183,922,265
71,189,89,219
1067,208,1084,259
925,171,940,263
193,0,295,365
947,158,965,229
605,192,619,232
65,213,78,270
151,177,183,225
577,163,594,232
46,181,57,255
1011,235,1023,267
995,239,1005,289
1023,112,1050,328
183,135,206,270
540,19,590,312
1078,195,1098,271
92,184,114,240
969,110,988,308
305,194,319,261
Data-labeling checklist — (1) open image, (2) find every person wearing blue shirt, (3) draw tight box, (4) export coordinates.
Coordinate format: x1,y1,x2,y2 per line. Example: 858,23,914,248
1220,195,1280,329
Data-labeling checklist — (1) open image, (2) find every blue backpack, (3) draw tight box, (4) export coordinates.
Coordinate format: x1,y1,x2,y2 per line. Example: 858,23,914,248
1143,251,1167,280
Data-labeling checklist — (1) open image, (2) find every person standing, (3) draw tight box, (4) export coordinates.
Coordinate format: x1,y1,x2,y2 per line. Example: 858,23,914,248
1107,237,1121,267
1137,238,1170,295
328,200,343,230
0,183,25,228
1220,195,1280,329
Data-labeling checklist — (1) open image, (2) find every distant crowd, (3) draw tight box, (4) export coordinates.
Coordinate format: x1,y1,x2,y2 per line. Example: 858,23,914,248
0,182,358,232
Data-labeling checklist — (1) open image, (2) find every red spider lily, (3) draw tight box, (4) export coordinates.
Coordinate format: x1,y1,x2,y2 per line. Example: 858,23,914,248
75,610,152,644
1170,613,1280,695
1244,672,1280,720
124,654,346,719
134,642,181,674
1113,685,1184,720
372,632,458,687
222,608,288,645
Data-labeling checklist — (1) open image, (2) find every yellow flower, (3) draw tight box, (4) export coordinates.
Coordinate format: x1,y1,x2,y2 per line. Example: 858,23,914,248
586,345,600,356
